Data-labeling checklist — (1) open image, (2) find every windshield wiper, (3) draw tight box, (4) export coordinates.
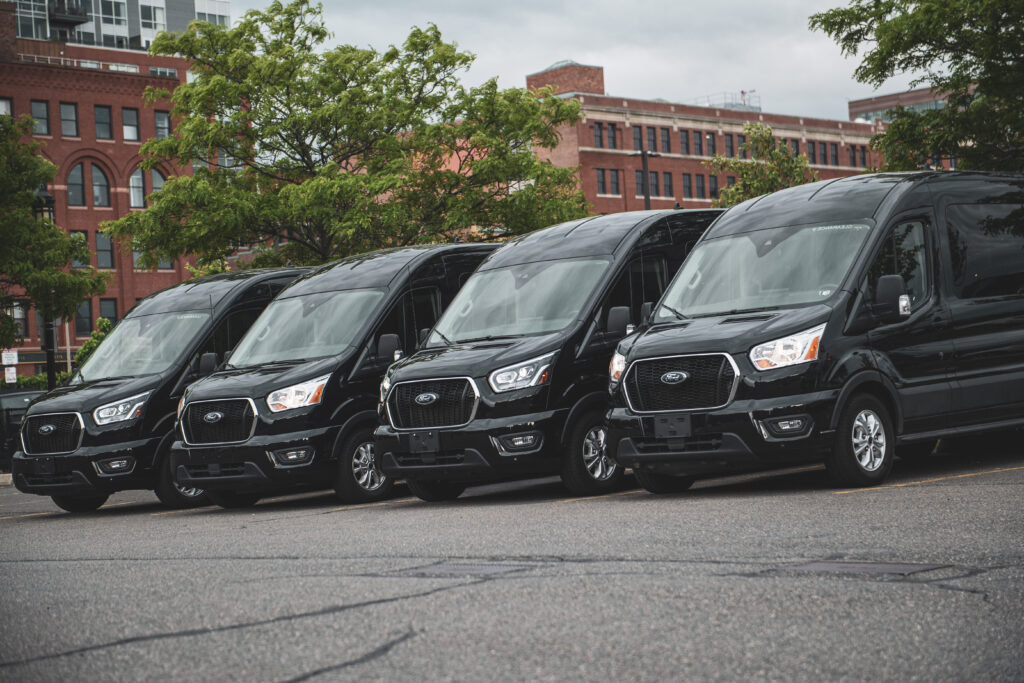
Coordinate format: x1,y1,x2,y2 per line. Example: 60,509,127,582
658,303,688,320
431,329,455,346
690,306,781,319
454,334,523,344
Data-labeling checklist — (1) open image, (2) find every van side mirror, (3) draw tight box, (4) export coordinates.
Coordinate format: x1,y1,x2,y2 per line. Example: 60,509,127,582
418,328,430,345
197,352,220,376
377,333,401,362
641,301,654,322
874,275,911,324
607,306,630,337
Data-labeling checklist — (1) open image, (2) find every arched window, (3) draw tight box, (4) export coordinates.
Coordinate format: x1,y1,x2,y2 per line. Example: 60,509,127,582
91,164,110,207
151,169,165,194
129,168,145,208
67,163,85,206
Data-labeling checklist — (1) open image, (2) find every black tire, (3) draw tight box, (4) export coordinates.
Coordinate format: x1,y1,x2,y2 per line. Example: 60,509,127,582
52,494,108,513
406,479,465,502
633,468,695,494
825,394,895,486
898,439,937,460
155,451,210,509
560,410,624,496
334,427,394,504
208,491,261,509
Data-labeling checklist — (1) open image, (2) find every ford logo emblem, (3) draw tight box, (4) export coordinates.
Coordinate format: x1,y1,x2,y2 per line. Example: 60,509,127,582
414,392,439,406
660,371,689,385
203,411,224,424
38,424,56,435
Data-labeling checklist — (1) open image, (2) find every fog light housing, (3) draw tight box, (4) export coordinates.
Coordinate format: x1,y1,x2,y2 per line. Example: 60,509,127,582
94,456,136,475
758,415,813,439
267,447,314,468
490,431,544,456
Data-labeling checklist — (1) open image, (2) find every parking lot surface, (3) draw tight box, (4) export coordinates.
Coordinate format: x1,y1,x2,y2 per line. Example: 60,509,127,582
1,445,1023,681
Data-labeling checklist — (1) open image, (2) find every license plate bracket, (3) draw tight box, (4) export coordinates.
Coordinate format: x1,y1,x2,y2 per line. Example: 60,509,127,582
406,430,440,455
652,414,692,439
34,456,55,476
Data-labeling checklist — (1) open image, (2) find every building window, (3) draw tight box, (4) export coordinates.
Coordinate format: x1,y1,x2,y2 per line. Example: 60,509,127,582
649,171,659,197
96,233,115,269
819,142,828,165
609,169,620,195
709,175,719,199
660,128,670,153
706,133,716,156
859,146,867,167
663,172,673,198
92,164,110,207
725,134,734,158
99,299,118,323
130,168,145,208
8,303,28,338
680,130,689,155
682,174,692,198
635,170,644,196
696,175,706,199
808,141,817,164
158,256,173,270
632,127,642,151
75,300,92,337
60,103,78,137
830,143,839,166
593,122,604,148
693,132,703,156
607,124,617,149
0,98,12,117
596,168,606,194
155,111,171,139
30,100,49,135
67,164,85,206
149,66,178,78
140,4,166,30
849,146,857,166
737,134,747,159
727,176,736,187
646,127,656,154
95,105,113,139
101,1,127,25
152,169,165,193
123,108,139,141
790,139,799,157
70,232,89,268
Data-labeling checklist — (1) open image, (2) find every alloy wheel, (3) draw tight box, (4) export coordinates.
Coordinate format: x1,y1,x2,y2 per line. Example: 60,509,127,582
582,426,616,481
351,442,386,492
852,409,887,472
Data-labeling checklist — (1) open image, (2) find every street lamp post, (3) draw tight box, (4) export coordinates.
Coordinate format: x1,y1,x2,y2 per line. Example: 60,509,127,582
628,148,661,210
33,185,58,391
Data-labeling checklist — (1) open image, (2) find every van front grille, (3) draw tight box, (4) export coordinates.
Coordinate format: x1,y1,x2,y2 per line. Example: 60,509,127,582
22,413,83,454
625,354,736,413
184,400,255,445
387,379,476,429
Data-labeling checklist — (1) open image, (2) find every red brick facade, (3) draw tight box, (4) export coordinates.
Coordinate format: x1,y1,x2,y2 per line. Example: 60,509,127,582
1,33,191,378
528,63,884,215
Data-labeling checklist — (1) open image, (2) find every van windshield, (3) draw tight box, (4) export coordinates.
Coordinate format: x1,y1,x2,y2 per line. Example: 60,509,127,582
429,257,611,344
228,288,385,368
77,311,211,381
656,222,873,320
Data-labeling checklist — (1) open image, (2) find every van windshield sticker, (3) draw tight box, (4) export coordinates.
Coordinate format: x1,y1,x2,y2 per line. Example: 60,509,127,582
812,224,869,232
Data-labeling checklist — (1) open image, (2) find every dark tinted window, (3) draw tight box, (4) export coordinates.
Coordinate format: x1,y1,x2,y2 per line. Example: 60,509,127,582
376,288,441,357
71,231,88,268
607,123,617,149
696,175,705,198
725,134,734,158
31,100,48,135
68,163,85,206
96,233,115,269
680,130,689,155
99,298,118,323
600,256,668,328
593,122,603,148
946,203,1024,299
596,169,606,194
633,127,642,151
693,132,703,156
660,128,670,153
95,105,112,139
682,174,692,198
609,169,620,195
867,220,929,309
706,133,716,156
75,300,92,337
60,102,78,137
647,127,656,153
808,141,817,164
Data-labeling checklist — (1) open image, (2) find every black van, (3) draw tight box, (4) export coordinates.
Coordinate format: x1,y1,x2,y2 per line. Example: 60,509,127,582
375,209,722,500
170,244,496,508
607,172,1024,492
11,269,306,511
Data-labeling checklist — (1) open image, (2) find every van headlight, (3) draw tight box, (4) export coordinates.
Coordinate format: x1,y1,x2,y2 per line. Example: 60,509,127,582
609,352,627,385
379,373,392,403
266,375,330,412
488,353,554,393
749,324,825,371
94,392,150,425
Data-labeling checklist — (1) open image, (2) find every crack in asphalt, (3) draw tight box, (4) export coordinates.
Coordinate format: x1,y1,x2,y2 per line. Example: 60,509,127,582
279,629,417,683
0,580,483,670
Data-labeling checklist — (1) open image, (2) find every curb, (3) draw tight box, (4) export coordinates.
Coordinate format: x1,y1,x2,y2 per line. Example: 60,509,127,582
0,473,11,487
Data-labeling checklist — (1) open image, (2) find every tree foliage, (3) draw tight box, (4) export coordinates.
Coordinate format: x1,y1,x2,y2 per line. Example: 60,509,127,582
0,116,108,349
705,123,818,207
105,0,586,268
810,0,1024,172
73,317,113,366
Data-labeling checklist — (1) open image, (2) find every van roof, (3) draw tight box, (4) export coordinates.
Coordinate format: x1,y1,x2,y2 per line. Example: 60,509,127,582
482,210,719,269
129,267,309,316
281,243,496,297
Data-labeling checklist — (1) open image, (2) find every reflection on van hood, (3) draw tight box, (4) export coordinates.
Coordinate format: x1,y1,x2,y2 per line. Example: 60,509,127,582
25,375,160,416
391,333,563,382
624,305,833,359
184,356,343,403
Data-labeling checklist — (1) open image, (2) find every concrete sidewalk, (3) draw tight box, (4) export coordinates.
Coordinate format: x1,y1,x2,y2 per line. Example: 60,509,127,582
0,472,12,486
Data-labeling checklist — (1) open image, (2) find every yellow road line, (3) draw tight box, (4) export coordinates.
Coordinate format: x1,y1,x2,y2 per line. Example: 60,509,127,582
151,506,216,517
559,488,644,504
0,511,60,520
833,465,1024,495
329,497,417,513
101,501,137,509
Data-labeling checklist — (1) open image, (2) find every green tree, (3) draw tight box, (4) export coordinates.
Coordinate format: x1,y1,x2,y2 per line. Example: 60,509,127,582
810,0,1024,172
0,116,108,349
704,122,818,207
73,317,113,366
105,0,586,268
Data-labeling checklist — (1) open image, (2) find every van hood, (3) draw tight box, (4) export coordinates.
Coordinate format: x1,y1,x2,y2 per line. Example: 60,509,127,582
25,375,162,417
390,333,563,382
184,356,342,402
622,305,833,359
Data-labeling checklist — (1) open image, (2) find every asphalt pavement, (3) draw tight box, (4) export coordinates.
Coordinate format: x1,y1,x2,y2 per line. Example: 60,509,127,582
1,444,1022,681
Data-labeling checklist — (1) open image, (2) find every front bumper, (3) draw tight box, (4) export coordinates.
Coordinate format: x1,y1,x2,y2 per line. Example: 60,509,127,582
11,437,162,496
607,391,838,477
170,425,337,494
376,408,568,483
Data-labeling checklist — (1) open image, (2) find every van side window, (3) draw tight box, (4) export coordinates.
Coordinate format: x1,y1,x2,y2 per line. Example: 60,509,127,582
867,220,929,309
375,287,441,357
601,256,668,329
946,203,1024,299
197,308,264,359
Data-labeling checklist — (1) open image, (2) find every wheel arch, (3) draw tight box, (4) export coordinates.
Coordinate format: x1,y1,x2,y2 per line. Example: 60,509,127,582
328,410,381,460
830,371,903,436
559,391,611,446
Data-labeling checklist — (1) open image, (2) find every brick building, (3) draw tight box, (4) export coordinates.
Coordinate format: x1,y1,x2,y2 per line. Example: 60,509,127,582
848,85,946,124
0,2,192,378
526,61,883,215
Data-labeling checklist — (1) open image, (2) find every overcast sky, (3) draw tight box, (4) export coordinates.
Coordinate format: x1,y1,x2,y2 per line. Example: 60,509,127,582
227,0,918,121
